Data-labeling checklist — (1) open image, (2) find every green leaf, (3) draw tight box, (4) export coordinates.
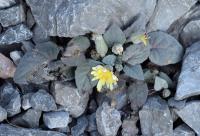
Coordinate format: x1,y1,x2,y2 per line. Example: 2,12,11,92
149,31,184,66
92,34,108,57
103,24,126,47
123,64,144,80
154,76,168,91
102,55,116,66
68,36,90,52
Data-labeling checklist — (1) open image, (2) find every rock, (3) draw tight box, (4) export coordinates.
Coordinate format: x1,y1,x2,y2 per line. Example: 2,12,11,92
154,76,168,91
22,93,33,110
175,101,200,135
26,0,156,37
86,113,97,132
180,20,200,47
147,0,197,31
52,82,89,117
174,124,195,136
26,9,35,29
30,89,57,112
9,50,23,65
87,99,97,114
71,116,88,136
96,102,121,136
11,109,41,128
0,106,7,122
0,124,66,136
32,24,50,43
0,53,16,79
0,0,16,9
0,83,21,117
43,111,70,129
0,24,33,46
175,42,200,100
128,81,148,111
0,5,25,27
122,117,138,136
90,131,101,136
139,96,173,136
168,97,186,109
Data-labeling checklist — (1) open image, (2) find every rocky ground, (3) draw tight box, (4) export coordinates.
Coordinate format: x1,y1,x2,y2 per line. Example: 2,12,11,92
1,0,200,136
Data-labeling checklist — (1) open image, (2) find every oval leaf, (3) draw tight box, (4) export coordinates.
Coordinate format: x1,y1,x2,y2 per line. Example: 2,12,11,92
123,64,144,80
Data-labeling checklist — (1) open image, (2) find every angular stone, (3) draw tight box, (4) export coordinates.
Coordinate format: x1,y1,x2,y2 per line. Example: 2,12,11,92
32,24,50,43
174,124,195,136
0,106,7,122
22,93,33,110
122,117,138,136
71,116,88,136
175,101,200,135
11,109,41,128
52,82,89,117
9,50,23,65
26,9,35,29
43,111,70,129
0,5,25,27
139,96,173,136
96,102,121,136
175,42,200,100
0,0,16,9
0,124,66,136
0,24,33,46
30,89,57,112
0,83,21,117
26,0,156,37
147,0,197,31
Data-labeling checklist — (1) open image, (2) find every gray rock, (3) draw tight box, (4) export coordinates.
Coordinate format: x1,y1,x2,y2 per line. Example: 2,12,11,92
0,24,33,46
180,20,200,47
22,93,33,110
175,42,200,100
71,116,88,136
9,50,23,65
32,24,50,43
43,111,70,129
0,5,25,27
0,83,21,117
26,0,156,37
168,97,186,109
139,96,173,136
11,109,41,128
0,0,16,9
122,117,138,136
30,89,57,112
147,0,197,31
96,102,121,136
0,124,66,136
26,9,35,29
174,124,195,136
175,101,200,135
90,131,101,136
52,82,89,117
86,113,97,132
0,106,7,122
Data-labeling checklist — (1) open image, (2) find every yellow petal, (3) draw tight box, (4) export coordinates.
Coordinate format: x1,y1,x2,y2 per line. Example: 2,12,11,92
97,80,105,92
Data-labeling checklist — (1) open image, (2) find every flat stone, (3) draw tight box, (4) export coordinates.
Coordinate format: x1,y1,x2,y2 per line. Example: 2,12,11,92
22,93,33,110
174,124,195,136
175,101,200,135
43,111,70,129
139,96,173,136
0,124,66,136
30,89,57,112
11,109,41,128
96,102,121,136
71,116,88,136
26,0,156,37
0,106,7,122
52,82,89,117
175,42,200,100
0,0,16,9
0,83,21,117
0,24,33,46
147,0,197,32
0,5,25,27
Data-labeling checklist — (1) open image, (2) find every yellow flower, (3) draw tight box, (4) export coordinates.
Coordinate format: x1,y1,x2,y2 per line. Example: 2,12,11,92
131,33,149,46
91,65,118,92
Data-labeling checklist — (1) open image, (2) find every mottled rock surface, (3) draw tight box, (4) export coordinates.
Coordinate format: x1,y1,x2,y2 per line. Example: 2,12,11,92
174,124,195,136
0,106,7,122
139,96,173,136
0,124,66,136
0,5,25,27
175,42,200,100
175,101,200,135
26,0,156,37
0,0,16,9
0,24,32,46
96,102,121,136
43,111,70,129
22,93,33,110
71,116,88,136
122,117,138,136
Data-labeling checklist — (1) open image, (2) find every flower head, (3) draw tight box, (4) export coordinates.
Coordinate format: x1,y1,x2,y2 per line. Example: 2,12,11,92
131,33,149,46
91,65,118,92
